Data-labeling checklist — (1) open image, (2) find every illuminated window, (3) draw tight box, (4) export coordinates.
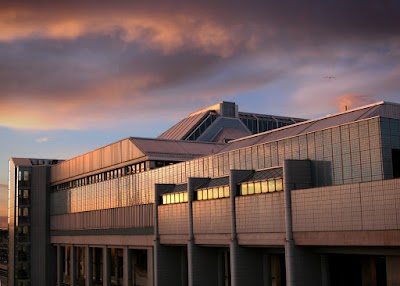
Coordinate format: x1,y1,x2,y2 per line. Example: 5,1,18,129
218,187,224,198
261,181,268,193
254,182,261,194
161,192,189,204
208,189,213,199
276,179,283,191
198,191,203,200
213,187,219,199
268,180,276,192
224,186,230,197
248,183,255,195
241,183,248,195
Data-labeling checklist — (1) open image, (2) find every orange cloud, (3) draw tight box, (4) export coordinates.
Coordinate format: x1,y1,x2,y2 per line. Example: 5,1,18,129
336,94,375,112
0,6,255,58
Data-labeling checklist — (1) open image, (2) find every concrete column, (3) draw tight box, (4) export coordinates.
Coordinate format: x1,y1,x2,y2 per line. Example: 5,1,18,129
123,247,132,286
85,246,93,286
283,160,321,286
70,245,76,286
56,245,63,286
103,247,111,286
229,170,253,286
187,177,210,286
386,256,400,285
147,248,154,286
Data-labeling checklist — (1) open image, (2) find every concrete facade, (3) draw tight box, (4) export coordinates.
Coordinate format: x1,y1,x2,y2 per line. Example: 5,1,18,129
8,101,400,286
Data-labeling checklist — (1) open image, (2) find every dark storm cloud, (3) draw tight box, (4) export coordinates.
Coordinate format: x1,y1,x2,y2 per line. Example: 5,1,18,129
0,0,400,129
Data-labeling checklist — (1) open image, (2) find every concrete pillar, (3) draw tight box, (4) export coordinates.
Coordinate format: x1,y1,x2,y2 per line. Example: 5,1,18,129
123,247,132,286
103,247,111,286
85,246,93,286
229,170,254,286
147,248,154,286
70,245,76,286
56,245,63,286
283,160,320,286
187,177,210,286
386,256,400,285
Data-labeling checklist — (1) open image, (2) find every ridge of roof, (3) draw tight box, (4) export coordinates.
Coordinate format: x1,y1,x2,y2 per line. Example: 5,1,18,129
228,101,387,144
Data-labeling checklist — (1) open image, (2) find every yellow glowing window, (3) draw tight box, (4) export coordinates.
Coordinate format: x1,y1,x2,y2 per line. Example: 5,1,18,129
183,192,188,202
268,180,276,192
198,191,203,200
203,189,208,200
213,187,219,199
241,184,248,195
218,187,224,198
208,189,213,199
171,194,175,204
254,182,261,194
166,194,171,204
248,183,255,195
276,179,283,191
261,181,268,193
175,193,180,203
179,193,184,202
224,186,230,197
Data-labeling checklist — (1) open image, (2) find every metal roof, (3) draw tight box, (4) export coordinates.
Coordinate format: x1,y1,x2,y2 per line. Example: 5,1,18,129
218,101,400,152
157,111,209,140
130,137,226,160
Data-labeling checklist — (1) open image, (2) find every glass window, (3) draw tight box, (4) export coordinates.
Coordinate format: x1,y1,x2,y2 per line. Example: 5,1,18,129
198,191,203,200
203,189,208,200
268,180,276,192
23,171,29,182
183,192,188,202
213,187,219,199
208,189,213,199
241,184,248,195
179,193,184,203
18,171,22,181
170,194,175,204
175,193,180,203
166,194,170,204
218,187,224,198
254,182,261,194
224,186,230,197
261,181,268,193
23,226,29,234
248,183,255,195
276,179,283,191
162,195,167,205
23,208,29,216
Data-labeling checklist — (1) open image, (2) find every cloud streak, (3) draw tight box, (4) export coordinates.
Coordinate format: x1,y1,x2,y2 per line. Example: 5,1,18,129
0,1,400,130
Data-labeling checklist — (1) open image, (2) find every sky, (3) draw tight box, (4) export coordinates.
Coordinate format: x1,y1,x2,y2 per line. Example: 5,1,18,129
1,1,400,221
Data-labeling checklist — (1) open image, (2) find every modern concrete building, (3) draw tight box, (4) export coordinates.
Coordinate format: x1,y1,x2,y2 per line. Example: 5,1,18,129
8,101,400,286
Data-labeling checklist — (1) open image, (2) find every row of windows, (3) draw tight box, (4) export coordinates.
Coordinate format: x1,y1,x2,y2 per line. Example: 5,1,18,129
240,118,294,134
161,192,189,204
160,179,283,205
187,114,218,140
197,185,230,200
240,178,283,196
52,160,181,192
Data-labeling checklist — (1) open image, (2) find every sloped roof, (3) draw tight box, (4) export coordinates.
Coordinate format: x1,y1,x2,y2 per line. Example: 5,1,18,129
158,111,209,140
130,137,225,160
218,101,400,152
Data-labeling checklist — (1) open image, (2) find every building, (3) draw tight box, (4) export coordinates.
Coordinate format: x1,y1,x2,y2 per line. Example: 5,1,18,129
8,100,400,286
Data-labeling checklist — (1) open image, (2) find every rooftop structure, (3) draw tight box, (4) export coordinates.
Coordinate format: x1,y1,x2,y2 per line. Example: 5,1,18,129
8,100,400,286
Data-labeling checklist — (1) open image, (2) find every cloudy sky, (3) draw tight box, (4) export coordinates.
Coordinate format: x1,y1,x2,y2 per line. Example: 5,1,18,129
1,1,400,219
